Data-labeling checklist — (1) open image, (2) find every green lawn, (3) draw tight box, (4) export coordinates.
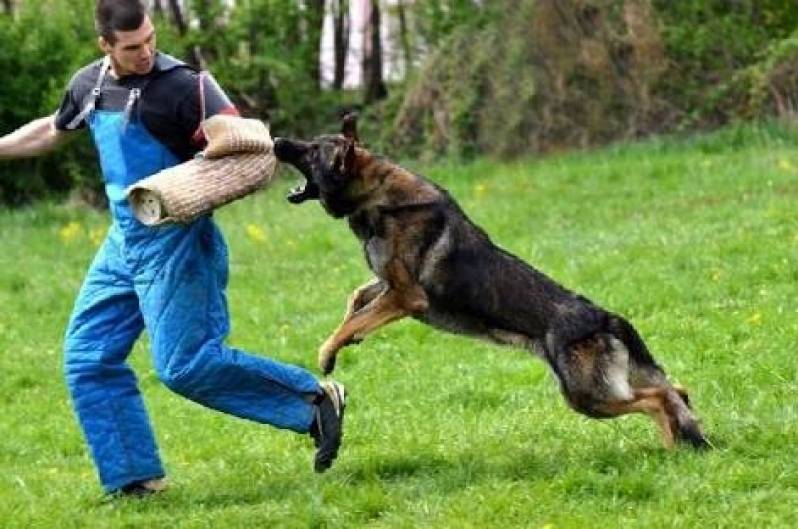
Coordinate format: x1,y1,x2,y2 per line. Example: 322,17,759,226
0,122,796,528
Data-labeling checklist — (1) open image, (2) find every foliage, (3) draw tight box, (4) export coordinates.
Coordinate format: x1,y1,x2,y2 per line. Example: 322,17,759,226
161,0,346,136
0,0,354,205
0,0,99,205
653,0,798,126
707,29,798,124
378,0,670,159
4,0,798,202
2,122,798,526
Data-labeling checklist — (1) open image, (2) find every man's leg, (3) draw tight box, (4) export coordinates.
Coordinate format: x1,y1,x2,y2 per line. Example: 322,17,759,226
63,234,164,493
134,219,322,431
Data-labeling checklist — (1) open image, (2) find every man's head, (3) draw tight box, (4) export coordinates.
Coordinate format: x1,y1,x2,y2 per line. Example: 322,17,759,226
96,0,156,77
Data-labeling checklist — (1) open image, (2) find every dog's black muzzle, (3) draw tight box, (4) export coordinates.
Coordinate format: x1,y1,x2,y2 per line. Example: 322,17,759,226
274,137,320,204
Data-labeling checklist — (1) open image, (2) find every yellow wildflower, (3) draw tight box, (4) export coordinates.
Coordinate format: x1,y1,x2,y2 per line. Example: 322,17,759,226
59,221,82,243
246,223,267,243
88,227,106,248
777,159,795,173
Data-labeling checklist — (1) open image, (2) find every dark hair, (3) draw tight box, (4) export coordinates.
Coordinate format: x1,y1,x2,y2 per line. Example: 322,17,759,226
95,0,148,44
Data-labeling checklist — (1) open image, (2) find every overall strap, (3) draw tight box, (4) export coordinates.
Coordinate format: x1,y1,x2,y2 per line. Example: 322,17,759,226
65,56,112,130
121,86,142,132
198,70,208,123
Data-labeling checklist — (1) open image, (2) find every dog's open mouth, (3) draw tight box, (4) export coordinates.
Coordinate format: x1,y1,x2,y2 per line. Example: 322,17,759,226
286,178,320,204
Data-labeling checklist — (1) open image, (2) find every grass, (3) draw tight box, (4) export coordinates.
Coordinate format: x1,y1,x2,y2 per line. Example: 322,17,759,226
1,121,797,528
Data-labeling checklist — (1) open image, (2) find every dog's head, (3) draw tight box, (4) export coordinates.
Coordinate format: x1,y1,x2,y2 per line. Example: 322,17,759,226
274,114,370,218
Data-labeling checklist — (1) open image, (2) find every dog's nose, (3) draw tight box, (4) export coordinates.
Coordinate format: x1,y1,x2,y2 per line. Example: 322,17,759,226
273,137,289,161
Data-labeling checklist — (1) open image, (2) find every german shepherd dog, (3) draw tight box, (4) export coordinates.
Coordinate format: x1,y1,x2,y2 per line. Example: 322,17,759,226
274,115,709,449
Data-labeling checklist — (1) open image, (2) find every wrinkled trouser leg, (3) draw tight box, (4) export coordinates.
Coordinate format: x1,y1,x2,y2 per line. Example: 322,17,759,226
64,234,164,493
132,218,320,433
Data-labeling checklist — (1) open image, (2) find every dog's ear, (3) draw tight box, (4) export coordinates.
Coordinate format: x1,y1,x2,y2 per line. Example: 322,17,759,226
341,139,357,176
341,113,359,143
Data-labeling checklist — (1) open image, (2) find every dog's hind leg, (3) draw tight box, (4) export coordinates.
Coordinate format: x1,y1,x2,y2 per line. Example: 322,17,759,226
603,387,709,449
649,386,709,449
607,315,710,448
554,334,709,449
601,390,677,448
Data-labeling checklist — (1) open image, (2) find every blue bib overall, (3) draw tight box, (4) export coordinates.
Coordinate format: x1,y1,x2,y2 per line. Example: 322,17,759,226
62,59,320,493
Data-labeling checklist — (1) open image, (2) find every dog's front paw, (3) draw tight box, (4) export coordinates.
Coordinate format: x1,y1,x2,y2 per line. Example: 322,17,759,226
318,340,339,375
319,355,337,375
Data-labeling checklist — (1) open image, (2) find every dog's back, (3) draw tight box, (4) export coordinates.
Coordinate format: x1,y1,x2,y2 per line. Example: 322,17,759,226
386,178,607,348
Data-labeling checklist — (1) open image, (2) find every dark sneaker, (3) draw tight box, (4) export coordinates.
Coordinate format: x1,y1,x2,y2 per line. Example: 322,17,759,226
118,478,167,497
309,381,346,473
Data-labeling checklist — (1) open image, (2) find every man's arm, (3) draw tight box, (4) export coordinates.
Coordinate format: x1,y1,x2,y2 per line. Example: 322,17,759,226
0,115,71,160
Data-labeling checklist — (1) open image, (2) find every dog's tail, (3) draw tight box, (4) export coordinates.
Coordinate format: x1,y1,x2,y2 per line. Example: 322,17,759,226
606,314,667,383
606,314,656,364
607,314,711,449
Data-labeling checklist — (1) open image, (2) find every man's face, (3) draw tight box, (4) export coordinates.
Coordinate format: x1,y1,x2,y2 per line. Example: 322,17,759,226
99,15,156,77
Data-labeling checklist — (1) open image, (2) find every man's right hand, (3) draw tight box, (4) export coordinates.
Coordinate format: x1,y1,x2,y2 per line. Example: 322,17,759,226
0,115,71,160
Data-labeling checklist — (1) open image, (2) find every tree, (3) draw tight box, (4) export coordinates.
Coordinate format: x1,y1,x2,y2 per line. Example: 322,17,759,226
362,0,387,103
395,0,413,76
2,0,12,15
305,0,326,88
167,0,205,68
331,0,350,90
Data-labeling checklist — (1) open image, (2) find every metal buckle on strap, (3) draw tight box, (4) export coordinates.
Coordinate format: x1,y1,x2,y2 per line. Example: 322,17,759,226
121,88,141,131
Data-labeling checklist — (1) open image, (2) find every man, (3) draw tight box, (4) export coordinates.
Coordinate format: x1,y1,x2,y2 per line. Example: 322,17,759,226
0,0,346,496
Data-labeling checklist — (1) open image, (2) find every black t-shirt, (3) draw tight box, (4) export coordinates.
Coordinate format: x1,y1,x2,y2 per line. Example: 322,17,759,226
55,52,237,161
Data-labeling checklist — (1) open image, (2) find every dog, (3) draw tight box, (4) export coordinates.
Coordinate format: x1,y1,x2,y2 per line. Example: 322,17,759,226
273,115,709,449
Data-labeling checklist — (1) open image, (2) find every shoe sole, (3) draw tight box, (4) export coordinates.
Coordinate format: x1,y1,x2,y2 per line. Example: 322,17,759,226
315,382,346,473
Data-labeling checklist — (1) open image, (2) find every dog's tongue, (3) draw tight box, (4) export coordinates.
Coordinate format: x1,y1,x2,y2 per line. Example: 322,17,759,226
286,180,320,204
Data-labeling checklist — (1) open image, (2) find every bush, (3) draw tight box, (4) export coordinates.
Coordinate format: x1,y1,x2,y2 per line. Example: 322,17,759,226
0,0,100,206
374,0,798,161
376,0,669,160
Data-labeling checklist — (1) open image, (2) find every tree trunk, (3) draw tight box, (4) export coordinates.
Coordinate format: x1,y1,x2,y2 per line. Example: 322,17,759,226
396,0,412,77
2,0,12,15
332,0,351,90
305,0,326,89
362,0,387,103
167,0,188,34
167,0,205,69
153,0,163,16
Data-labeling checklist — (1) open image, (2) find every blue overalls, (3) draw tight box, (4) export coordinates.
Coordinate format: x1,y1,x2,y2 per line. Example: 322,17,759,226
62,57,321,493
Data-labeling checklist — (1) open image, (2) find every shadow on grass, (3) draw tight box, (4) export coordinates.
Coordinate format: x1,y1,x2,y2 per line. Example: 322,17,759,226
340,439,713,503
88,438,720,513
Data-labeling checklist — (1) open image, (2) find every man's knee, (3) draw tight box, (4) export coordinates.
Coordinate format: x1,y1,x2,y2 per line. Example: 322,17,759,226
155,341,219,398
63,347,135,400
